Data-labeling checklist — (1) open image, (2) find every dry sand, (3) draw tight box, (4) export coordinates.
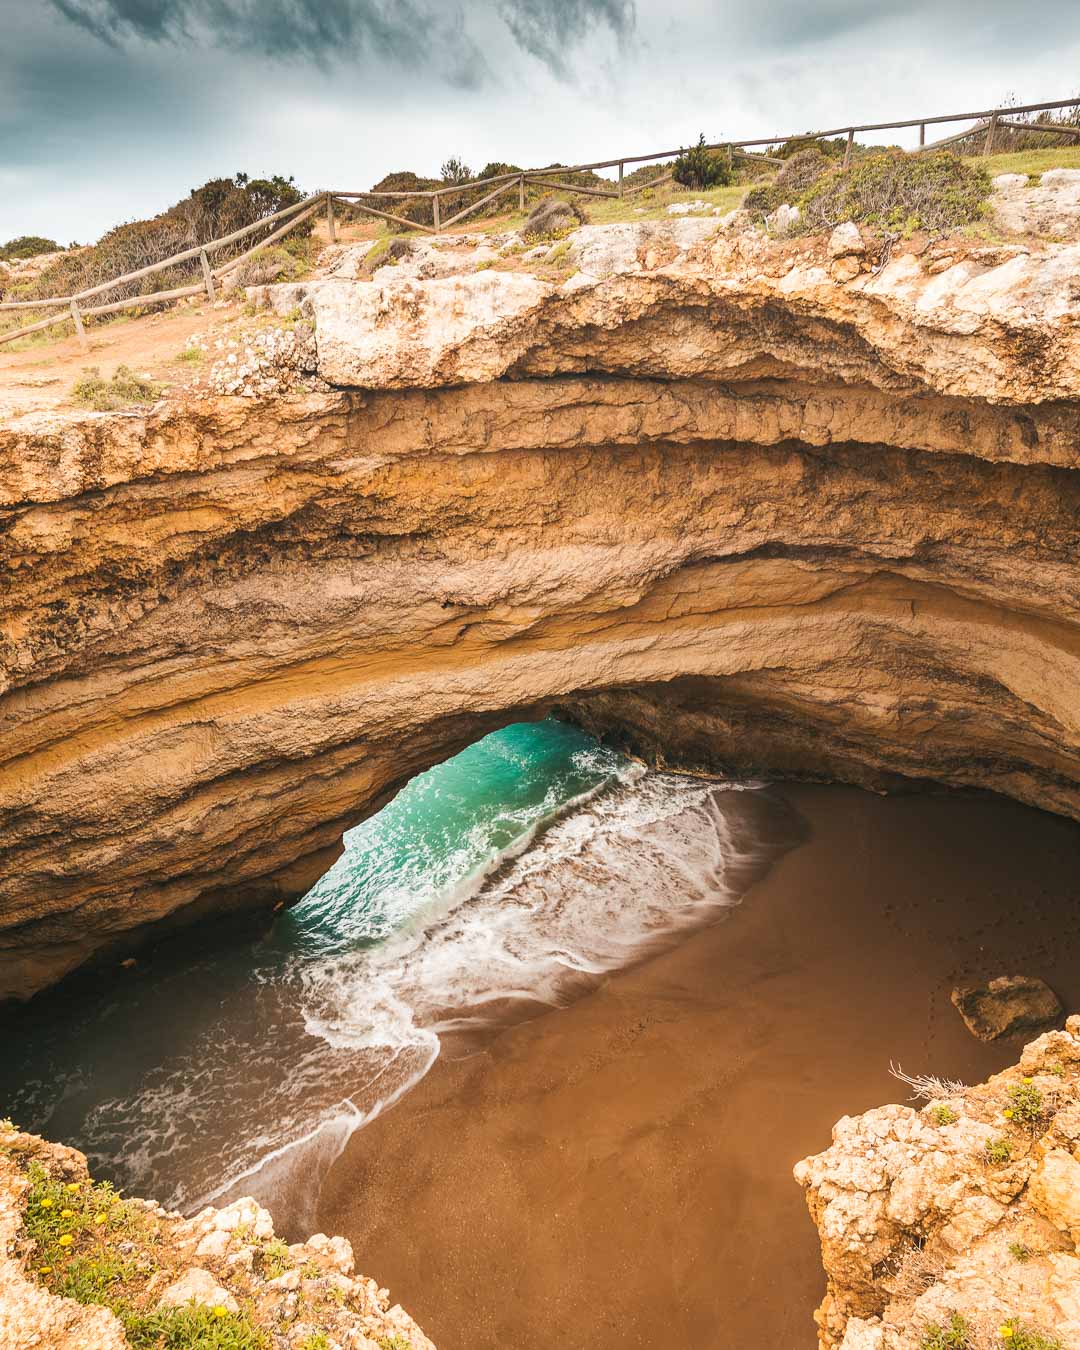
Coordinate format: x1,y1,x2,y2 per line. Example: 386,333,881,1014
317,783,1080,1349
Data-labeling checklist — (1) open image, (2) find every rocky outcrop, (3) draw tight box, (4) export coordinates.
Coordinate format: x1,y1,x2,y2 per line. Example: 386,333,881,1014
0,1120,433,1349
795,1020,1080,1348
952,975,1064,1042
3,223,1080,998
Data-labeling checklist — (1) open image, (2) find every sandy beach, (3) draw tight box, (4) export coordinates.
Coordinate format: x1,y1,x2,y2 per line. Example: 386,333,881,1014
317,783,1080,1349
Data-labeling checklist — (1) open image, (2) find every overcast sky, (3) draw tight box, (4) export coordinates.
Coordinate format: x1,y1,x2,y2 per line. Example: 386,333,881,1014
3,0,1080,244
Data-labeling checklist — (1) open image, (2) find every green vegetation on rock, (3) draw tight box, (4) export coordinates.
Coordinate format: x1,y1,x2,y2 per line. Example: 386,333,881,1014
72,365,161,411
919,1312,971,1349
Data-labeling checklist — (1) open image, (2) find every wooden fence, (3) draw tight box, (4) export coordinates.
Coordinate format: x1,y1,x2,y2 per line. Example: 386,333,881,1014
3,94,1077,350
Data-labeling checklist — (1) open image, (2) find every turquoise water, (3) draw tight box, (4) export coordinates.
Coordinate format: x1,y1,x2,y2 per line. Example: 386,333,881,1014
0,719,770,1226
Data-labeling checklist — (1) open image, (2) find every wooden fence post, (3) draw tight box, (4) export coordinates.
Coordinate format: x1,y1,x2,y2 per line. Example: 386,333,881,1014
199,249,215,302
327,194,336,243
69,299,88,349
983,113,999,155
843,129,854,169
618,162,624,197
919,123,926,147
432,194,441,231
519,174,526,211
726,144,733,170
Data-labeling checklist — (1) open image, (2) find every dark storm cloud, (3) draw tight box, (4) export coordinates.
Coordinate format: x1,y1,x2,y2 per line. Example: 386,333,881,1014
48,0,637,79
498,0,636,76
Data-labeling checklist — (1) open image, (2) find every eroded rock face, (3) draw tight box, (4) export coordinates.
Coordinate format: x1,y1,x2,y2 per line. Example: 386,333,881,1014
0,1123,433,1349
2,224,1080,998
795,1020,1080,1349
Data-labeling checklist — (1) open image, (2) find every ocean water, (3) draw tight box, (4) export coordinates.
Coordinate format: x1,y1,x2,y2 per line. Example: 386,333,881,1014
0,719,787,1228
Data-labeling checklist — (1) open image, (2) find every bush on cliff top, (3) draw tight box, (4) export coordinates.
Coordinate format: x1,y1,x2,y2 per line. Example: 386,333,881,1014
742,150,990,233
1,235,63,261
798,151,991,233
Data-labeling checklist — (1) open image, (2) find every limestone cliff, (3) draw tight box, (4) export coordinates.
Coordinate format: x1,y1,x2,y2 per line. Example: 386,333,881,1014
0,1120,432,1349
795,1020,1080,1349
2,220,1080,998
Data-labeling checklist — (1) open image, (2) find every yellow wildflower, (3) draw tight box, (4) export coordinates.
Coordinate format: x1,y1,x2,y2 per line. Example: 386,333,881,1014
212,1306,229,1318
39,1198,54,1210
1023,1076,1033,1084
1000,1327,1015,1339
1003,1108,1014,1119
65,1183,80,1193
57,1235,74,1248
94,1213,107,1225
60,1209,75,1219
38,1266,52,1275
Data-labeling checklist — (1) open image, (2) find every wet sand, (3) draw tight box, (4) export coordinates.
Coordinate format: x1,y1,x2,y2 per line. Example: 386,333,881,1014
317,784,1080,1350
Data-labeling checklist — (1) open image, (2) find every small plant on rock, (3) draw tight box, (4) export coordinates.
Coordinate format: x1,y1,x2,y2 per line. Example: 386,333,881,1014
985,1137,1012,1166
72,365,161,411
1006,1081,1045,1127
1008,1241,1032,1262
997,1319,1064,1349
259,1236,292,1279
930,1104,959,1126
920,1312,972,1349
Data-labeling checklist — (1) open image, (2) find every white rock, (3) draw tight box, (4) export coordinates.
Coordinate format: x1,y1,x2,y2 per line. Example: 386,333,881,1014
157,1267,238,1313
828,221,865,258
992,173,1029,189
766,203,800,235
1041,168,1080,187
194,1229,232,1259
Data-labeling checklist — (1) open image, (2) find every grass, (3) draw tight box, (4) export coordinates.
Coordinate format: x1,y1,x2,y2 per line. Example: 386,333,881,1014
123,1305,269,1349
23,1159,270,1347
972,146,1080,178
72,364,161,411
920,1313,971,1349
175,346,204,364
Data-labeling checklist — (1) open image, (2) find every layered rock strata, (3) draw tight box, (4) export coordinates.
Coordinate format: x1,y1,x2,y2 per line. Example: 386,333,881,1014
796,1020,1080,1349
2,222,1080,998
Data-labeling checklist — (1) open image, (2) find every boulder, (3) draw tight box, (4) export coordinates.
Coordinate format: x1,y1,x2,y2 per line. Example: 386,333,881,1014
992,173,1029,190
951,974,1063,1041
520,196,586,239
828,221,865,258
765,202,800,235
157,1267,238,1313
1029,1149,1080,1244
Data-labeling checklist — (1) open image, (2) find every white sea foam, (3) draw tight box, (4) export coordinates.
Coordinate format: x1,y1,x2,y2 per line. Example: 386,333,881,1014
75,763,780,1217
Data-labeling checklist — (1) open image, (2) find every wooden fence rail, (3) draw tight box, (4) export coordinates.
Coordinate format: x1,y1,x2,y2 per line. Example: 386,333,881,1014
3,94,1077,350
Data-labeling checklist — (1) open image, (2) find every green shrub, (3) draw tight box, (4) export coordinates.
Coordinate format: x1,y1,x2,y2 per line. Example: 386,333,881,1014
673,134,733,190
22,174,308,308
920,1312,971,1349
1,235,62,261
744,148,832,217
985,1137,1012,1166
798,151,991,234
122,1304,269,1349
930,1104,959,1126
440,156,473,185
997,1320,1064,1350
72,366,161,411
1009,1241,1032,1262
1006,1082,1045,1126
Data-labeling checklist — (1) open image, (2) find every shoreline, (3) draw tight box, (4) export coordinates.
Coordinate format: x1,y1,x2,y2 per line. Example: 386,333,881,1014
315,782,1080,1350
